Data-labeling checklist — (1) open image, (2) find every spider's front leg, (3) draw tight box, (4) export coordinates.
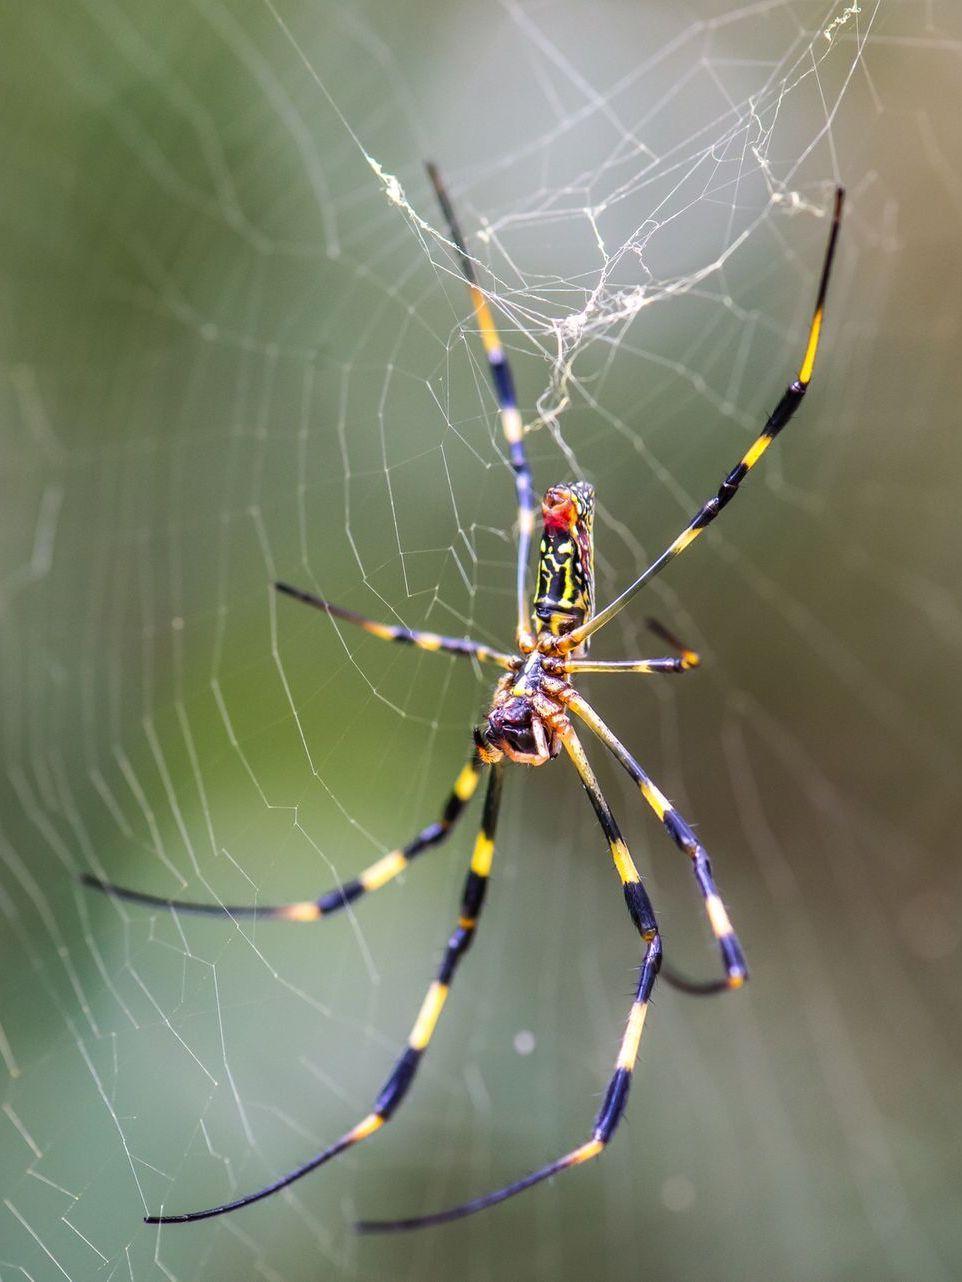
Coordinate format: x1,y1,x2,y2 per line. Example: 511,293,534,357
274,581,512,668
427,162,537,648
559,187,845,655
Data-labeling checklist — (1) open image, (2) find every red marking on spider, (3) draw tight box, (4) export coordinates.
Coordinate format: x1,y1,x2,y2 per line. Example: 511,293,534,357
542,487,576,531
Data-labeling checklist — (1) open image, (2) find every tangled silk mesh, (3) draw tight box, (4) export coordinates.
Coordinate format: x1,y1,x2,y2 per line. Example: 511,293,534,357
2,2,962,1280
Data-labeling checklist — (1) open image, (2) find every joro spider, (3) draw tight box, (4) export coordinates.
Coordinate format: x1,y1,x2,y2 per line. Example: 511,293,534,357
86,167,844,1232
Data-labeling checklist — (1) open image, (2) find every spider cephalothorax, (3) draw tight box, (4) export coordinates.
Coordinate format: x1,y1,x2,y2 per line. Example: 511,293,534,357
476,650,568,765
84,164,843,1235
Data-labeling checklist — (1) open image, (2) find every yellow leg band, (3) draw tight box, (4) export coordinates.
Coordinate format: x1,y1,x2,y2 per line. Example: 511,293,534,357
501,406,524,445
471,833,495,877
611,838,640,886
640,784,670,821
671,526,700,556
454,765,479,801
741,433,772,471
365,621,398,640
361,850,408,892
348,1112,385,1142
798,308,823,385
409,981,449,1050
278,901,323,922
616,1001,649,1070
706,892,734,940
470,289,502,357
568,1138,605,1167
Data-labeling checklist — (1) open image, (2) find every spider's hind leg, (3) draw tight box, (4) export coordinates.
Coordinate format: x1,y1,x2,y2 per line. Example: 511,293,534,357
143,761,505,1225
569,692,748,992
357,725,662,1232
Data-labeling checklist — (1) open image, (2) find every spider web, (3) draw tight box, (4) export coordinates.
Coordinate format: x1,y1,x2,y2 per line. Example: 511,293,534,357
2,2,961,1279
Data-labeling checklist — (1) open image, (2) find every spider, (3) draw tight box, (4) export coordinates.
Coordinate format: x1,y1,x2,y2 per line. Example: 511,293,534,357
85,166,844,1232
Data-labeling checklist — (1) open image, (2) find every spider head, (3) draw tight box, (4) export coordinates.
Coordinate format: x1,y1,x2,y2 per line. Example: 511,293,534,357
533,481,596,655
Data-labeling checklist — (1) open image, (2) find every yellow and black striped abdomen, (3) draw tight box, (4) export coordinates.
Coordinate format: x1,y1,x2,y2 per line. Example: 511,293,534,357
533,482,595,651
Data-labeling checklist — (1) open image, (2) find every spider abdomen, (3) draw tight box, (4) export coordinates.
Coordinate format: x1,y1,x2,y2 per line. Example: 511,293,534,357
533,482,596,656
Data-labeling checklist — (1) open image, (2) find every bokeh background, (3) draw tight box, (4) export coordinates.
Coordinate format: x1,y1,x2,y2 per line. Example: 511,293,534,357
2,2,961,1280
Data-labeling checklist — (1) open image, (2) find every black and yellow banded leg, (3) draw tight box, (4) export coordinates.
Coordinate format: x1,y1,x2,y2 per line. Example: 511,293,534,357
561,724,658,938
84,751,485,923
274,581,512,669
566,656,697,675
569,692,747,991
144,763,504,1225
357,736,661,1233
565,619,700,696
358,940,662,1233
561,187,845,653
426,163,537,645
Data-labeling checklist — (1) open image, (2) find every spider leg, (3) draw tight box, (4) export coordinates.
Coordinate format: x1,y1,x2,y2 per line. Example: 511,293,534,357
569,691,747,991
566,657,697,675
83,749,484,922
563,618,701,676
644,615,702,669
143,761,504,1224
427,163,536,646
561,187,845,653
274,582,512,668
357,726,661,1232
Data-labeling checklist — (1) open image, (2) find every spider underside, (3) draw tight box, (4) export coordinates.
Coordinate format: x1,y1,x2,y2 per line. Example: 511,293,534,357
84,166,844,1232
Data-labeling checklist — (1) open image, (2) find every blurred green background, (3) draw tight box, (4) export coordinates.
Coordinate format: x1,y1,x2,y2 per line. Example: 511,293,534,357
2,2,961,1280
